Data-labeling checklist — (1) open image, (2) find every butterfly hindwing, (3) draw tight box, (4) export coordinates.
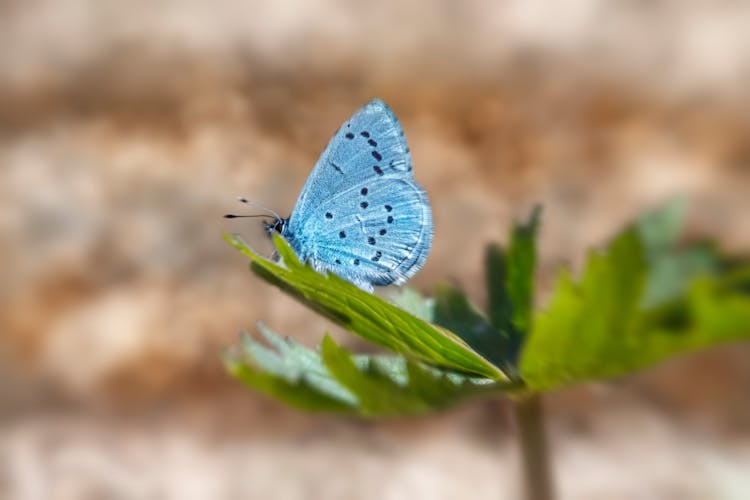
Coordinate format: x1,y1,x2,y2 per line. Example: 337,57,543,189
288,176,431,291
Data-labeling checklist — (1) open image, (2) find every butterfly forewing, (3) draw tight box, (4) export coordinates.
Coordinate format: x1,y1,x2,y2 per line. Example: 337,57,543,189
290,99,413,222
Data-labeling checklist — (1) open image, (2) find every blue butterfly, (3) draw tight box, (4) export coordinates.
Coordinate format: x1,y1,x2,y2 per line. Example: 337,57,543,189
232,99,432,292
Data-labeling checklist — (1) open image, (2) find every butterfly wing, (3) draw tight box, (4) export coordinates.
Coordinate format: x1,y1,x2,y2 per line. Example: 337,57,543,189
284,99,432,291
291,99,414,216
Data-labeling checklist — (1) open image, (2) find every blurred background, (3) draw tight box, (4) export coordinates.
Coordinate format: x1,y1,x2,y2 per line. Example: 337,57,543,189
1,1,750,498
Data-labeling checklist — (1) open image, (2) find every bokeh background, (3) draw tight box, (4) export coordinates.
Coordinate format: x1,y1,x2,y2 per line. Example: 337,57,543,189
2,1,750,498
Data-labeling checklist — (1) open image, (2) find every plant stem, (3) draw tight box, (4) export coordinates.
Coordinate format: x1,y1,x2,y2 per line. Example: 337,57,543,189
513,393,554,500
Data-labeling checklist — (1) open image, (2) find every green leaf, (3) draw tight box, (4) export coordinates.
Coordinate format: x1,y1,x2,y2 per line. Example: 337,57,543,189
223,329,356,413
641,244,718,308
224,233,506,380
320,336,434,415
637,199,719,307
637,197,688,254
519,228,648,390
519,219,750,392
388,287,436,323
424,208,541,379
483,207,541,372
224,325,518,416
321,335,518,416
486,243,513,334
433,284,512,373
633,266,750,367
505,206,541,335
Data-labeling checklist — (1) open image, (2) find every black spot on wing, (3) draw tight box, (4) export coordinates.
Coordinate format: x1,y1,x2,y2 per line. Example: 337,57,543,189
372,151,382,161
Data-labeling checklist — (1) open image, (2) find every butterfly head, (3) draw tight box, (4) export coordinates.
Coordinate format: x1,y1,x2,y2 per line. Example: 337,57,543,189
225,197,288,237
263,217,289,236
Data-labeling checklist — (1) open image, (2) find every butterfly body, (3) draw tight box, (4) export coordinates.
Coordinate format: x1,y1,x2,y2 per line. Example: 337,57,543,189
272,99,432,292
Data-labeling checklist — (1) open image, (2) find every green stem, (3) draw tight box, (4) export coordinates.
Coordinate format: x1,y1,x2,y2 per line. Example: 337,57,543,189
513,393,554,500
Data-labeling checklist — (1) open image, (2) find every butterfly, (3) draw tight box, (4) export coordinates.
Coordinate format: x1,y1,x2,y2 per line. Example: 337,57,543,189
227,99,432,293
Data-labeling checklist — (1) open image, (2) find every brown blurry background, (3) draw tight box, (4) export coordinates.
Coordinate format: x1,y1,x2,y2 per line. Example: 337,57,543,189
2,1,750,499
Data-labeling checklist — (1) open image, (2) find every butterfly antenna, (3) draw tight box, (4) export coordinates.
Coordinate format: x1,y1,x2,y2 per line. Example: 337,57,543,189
223,214,275,219
236,197,283,221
